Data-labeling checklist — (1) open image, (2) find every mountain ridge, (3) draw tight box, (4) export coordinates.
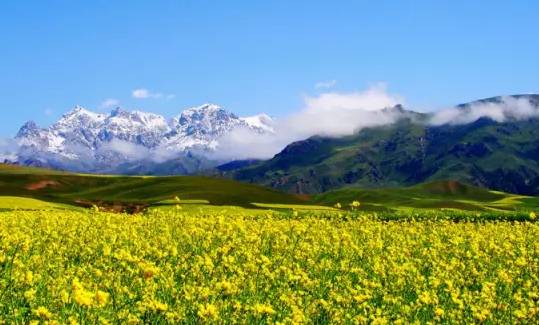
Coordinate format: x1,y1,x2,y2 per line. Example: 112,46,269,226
13,104,274,174
10,94,539,195
228,94,539,195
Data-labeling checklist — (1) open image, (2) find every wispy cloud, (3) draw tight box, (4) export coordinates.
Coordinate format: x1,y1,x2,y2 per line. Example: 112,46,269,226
429,96,539,125
314,80,337,89
211,84,406,160
44,108,54,116
132,88,175,100
99,139,179,163
99,98,120,110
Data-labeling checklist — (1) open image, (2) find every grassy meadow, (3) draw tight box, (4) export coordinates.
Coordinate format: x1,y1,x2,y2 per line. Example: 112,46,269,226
0,165,538,323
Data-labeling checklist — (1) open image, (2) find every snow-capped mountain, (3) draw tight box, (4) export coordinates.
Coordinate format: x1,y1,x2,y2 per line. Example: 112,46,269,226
13,104,274,174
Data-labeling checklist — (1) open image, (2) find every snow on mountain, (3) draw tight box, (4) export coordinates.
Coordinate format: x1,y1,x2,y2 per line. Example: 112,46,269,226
240,113,275,133
163,104,247,152
13,104,273,173
98,108,170,148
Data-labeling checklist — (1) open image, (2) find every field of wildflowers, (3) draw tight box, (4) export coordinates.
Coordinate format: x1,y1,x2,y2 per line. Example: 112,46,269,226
0,208,538,323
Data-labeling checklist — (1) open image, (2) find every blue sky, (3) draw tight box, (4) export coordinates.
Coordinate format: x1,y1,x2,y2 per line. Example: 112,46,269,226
1,0,538,136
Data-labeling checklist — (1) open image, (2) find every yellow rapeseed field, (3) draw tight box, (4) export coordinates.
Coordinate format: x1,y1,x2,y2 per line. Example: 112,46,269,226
0,208,538,324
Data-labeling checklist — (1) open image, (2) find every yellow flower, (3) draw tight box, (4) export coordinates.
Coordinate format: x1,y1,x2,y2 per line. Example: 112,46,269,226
435,307,445,317
96,290,110,307
74,290,94,307
102,245,112,256
140,263,160,279
530,211,537,221
33,306,53,320
25,270,34,284
198,303,219,320
145,298,168,312
350,200,361,209
60,290,70,304
253,303,275,316
24,288,36,301
217,280,237,296
72,278,93,307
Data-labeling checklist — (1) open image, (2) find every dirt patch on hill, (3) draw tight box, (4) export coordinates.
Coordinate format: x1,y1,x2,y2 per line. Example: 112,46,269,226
294,194,311,201
446,180,462,193
75,200,149,214
25,180,60,191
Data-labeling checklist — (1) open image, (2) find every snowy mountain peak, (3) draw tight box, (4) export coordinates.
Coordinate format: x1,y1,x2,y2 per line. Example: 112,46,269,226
14,104,272,173
109,107,125,117
108,108,167,127
184,103,223,113
64,105,103,119
178,104,237,124
16,121,41,138
56,106,106,130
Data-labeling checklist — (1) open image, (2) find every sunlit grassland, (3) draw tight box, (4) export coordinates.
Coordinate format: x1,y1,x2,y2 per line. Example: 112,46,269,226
0,207,538,324
1,164,538,213
0,196,82,212
251,203,339,211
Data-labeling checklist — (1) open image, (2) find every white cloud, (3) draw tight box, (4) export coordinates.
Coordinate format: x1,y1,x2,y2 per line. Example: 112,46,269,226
0,138,19,162
288,83,404,138
211,84,407,160
304,83,403,113
99,98,120,110
100,139,149,161
99,139,180,163
429,96,539,125
315,80,337,89
132,88,174,100
132,88,151,99
210,127,288,161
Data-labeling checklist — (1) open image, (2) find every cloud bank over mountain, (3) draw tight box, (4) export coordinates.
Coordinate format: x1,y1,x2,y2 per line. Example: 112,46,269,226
429,95,539,126
211,84,408,160
212,90,539,161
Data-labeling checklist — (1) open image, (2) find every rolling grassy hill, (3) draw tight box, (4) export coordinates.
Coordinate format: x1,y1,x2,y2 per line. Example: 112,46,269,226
313,180,539,211
0,164,537,213
0,196,82,212
0,164,305,211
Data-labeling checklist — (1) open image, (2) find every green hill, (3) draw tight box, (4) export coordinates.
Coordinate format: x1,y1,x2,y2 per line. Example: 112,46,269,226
313,180,539,211
1,164,537,213
231,95,539,195
0,164,305,211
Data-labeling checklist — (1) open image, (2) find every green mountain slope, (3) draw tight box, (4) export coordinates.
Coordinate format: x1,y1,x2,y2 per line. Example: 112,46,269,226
232,95,539,195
